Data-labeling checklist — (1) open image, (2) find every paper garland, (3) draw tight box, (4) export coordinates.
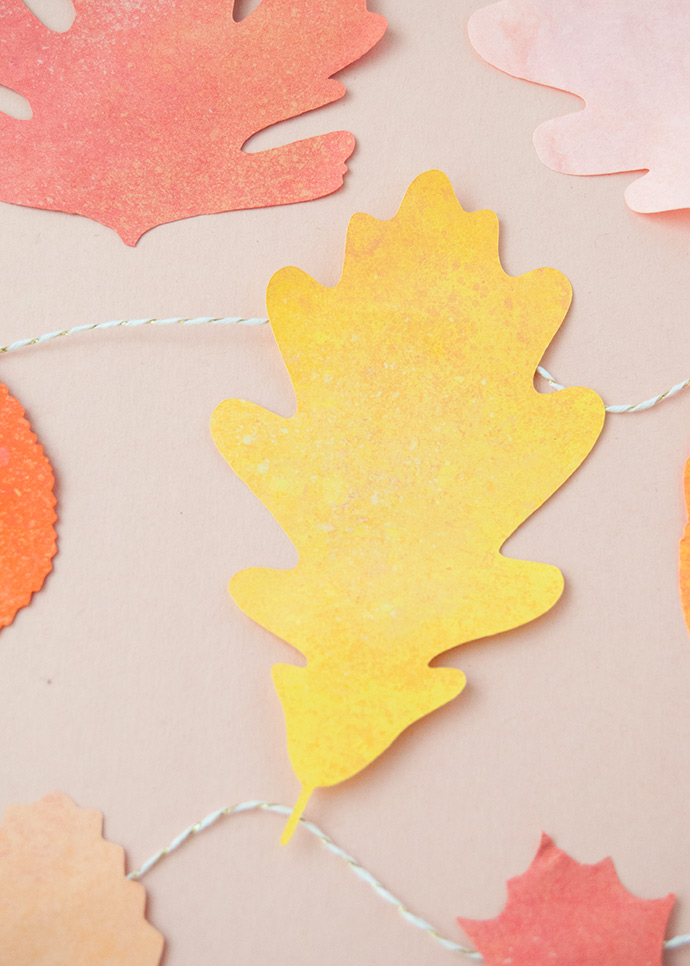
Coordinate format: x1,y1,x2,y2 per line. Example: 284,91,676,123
468,0,690,214
0,382,56,629
0,0,688,954
211,170,605,841
0,0,386,244
0,794,680,964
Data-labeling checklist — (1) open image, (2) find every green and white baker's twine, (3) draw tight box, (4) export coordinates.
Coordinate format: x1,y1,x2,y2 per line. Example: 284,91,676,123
125,799,690,958
127,801,480,958
0,315,267,353
5,316,690,955
0,314,688,414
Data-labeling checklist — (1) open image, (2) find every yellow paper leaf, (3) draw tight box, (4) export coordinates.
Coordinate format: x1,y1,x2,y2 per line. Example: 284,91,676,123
211,170,605,841
0,792,163,966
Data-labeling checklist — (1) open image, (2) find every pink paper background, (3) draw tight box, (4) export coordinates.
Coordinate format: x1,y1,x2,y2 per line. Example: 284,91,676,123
2,1,690,963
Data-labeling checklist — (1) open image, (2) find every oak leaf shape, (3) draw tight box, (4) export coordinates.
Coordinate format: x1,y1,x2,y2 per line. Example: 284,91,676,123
0,0,386,244
458,833,674,966
468,0,690,213
211,170,605,841
0,382,56,629
0,791,164,966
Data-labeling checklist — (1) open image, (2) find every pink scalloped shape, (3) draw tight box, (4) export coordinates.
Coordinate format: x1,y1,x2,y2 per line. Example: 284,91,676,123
468,0,690,213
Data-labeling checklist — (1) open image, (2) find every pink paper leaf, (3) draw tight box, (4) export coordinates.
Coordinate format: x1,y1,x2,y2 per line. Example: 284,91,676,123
0,0,386,244
468,0,690,212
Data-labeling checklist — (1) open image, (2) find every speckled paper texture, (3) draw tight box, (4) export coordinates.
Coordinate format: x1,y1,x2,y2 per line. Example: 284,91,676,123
0,382,56,630
211,171,605,837
0,0,386,244
459,834,674,966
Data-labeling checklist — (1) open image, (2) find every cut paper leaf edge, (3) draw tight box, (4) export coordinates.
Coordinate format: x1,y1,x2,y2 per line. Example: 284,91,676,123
0,382,57,629
458,833,674,966
212,169,605,840
467,0,690,213
0,0,387,243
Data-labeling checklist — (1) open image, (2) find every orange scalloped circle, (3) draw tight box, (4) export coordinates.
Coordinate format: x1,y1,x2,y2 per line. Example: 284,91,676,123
0,383,57,628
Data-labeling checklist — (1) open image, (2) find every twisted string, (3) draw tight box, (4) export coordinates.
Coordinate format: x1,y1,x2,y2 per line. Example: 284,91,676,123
535,364,690,415
4,317,689,950
126,800,690,958
126,800,481,958
0,315,266,354
0,316,689,414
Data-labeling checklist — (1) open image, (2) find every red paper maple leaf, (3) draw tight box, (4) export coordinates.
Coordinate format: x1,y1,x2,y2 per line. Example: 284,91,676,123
0,382,57,629
458,834,674,966
0,0,386,244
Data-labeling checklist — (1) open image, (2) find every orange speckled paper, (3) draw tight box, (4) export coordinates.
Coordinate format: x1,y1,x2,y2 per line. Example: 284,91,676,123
0,382,56,629
0,792,163,966
0,0,386,244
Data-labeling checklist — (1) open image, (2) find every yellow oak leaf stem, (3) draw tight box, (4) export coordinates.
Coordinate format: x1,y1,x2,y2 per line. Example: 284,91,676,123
280,784,315,845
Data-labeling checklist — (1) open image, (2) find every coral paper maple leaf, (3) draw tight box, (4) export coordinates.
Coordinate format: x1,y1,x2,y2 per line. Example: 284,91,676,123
0,0,386,244
211,170,605,841
468,0,690,213
458,833,674,966
0,792,163,966
0,382,56,629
